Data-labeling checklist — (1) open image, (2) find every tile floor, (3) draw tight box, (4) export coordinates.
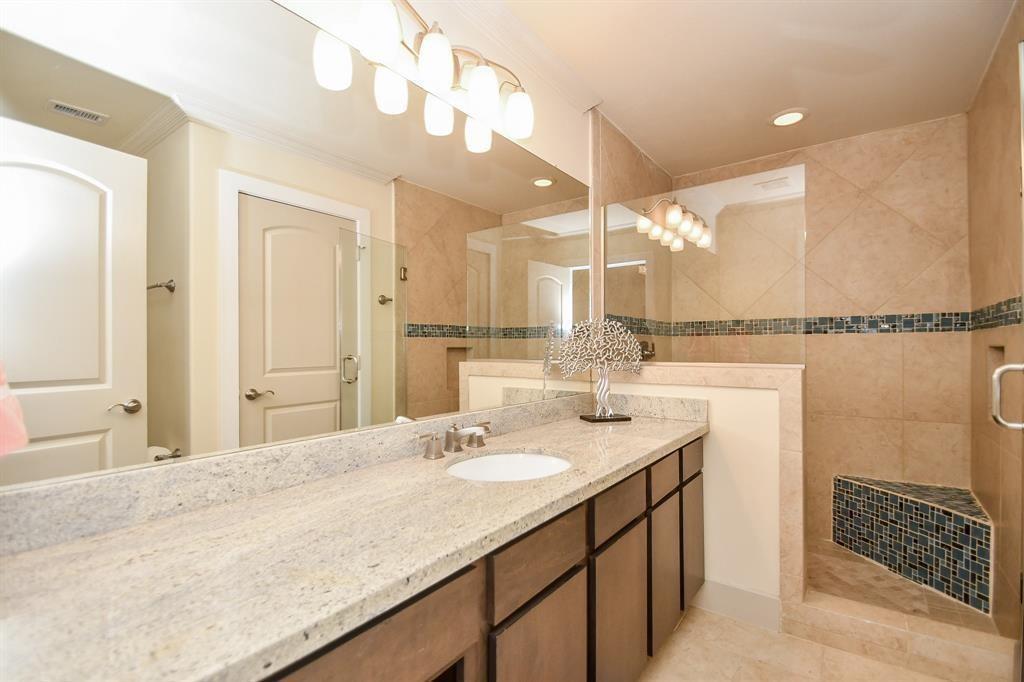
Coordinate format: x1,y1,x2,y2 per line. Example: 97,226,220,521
807,538,1002,635
641,607,943,681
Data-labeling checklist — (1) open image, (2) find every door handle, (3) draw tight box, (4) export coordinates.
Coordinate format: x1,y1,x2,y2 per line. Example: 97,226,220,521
342,355,359,384
991,363,1024,430
107,398,142,414
244,388,276,401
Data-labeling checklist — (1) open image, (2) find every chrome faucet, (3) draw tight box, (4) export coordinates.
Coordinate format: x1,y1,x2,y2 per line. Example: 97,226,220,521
443,422,491,453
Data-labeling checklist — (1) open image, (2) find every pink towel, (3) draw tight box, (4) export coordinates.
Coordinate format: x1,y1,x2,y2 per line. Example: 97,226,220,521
0,363,28,456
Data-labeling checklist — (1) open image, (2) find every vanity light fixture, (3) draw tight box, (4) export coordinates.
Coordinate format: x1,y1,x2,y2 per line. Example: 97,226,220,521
531,177,555,188
312,31,353,91
424,93,454,136
312,0,535,153
637,198,713,251
771,108,806,127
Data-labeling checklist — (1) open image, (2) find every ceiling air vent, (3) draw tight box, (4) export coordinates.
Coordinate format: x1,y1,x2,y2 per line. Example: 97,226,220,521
753,177,790,192
48,99,109,126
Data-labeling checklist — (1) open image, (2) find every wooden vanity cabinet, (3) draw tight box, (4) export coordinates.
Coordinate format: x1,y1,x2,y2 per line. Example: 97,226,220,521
591,518,649,682
682,471,705,608
649,490,682,655
489,567,588,681
282,562,487,682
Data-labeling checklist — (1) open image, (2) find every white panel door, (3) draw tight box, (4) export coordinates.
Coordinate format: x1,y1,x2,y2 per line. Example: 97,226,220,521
0,117,147,485
238,194,358,447
527,260,574,334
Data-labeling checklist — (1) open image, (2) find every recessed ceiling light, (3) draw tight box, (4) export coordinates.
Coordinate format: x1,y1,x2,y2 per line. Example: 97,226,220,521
532,177,555,188
771,108,806,127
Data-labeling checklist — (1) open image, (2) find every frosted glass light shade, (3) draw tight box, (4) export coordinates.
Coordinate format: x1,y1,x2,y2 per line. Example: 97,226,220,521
374,65,407,115
665,203,683,227
466,64,500,121
660,229,675,246
679,210,694,235
686,217,705,242
464,117,492,153
424,94,454,136
636,215,653,233
418,28,453,92
670,236,686,252
313,31,353,91
697,228,713,248
503,90,534,139
359,0,402,63
649,224,664,240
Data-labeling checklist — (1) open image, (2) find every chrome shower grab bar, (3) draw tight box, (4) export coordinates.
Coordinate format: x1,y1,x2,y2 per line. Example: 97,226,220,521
991,363,1024,430
147,279,176,293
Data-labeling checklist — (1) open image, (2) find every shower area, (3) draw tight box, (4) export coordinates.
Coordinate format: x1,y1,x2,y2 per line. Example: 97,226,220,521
600,16,1023,672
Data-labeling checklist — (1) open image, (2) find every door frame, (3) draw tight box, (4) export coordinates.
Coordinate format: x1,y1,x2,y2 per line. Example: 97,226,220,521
217,170,372,451
466,237,498,328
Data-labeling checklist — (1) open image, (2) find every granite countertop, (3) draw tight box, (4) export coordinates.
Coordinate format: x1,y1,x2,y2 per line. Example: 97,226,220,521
0,416,707,681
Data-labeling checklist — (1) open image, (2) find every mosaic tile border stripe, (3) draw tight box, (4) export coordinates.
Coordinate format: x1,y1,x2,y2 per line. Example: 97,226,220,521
833,475,992,614
404,296,1021,339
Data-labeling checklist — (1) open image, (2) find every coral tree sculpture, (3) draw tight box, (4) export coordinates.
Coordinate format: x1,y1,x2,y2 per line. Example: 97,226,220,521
560,318,642,422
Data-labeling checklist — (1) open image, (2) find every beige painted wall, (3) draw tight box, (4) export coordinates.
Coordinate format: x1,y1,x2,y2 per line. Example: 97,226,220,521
186,122,396,453
668,115,973,551
967,0,1024,636
145,125,191,455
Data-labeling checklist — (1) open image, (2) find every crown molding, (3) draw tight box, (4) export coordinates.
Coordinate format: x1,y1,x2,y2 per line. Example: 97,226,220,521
173,95,397,185
440,0,602,114
118,98,189,155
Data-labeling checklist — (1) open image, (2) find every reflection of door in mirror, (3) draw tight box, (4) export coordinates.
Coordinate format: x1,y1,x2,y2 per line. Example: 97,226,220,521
466,239,495,358
527,261,573,335
0,117,148,485
238,195,359,447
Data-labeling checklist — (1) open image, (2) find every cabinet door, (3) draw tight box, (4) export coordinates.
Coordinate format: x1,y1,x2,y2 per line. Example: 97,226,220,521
682,473,705,608
490,567,587,682
591,519,648,682
649,491,681,655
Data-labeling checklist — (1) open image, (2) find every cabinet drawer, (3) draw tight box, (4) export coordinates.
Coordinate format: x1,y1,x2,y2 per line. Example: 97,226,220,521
285,563,486,682
681,438,703,481
490,567,587,681
488,506,586,624
649,450,680,505
591,470,646,548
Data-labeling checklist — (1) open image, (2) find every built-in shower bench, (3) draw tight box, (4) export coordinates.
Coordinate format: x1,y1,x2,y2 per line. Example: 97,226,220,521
832,475,992,613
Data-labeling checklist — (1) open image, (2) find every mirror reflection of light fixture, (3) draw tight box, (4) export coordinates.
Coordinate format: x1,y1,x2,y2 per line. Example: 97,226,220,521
532,177,555,188
424,93,454,136
638,199,713,251
374,64,408,115
697,227,713,248
313,31,353,91
311,0,537,153
464,116,492,153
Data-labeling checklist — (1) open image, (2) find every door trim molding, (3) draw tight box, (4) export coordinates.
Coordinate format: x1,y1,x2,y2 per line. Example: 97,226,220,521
217,170,373,451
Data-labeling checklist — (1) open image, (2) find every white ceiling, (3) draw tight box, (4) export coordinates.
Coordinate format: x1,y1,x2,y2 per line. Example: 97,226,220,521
0,2,586,215
505,0,1014,176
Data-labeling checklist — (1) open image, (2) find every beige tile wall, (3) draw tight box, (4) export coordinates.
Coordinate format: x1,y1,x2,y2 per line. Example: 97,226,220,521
600,113,672,206
670,114,973,553
966,1,1023,636
394,180,500,417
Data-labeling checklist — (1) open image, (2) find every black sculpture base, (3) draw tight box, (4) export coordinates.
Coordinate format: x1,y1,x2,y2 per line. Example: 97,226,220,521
580,414,632,423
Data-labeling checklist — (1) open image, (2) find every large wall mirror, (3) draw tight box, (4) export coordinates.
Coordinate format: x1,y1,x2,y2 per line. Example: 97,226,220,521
0,1,590,487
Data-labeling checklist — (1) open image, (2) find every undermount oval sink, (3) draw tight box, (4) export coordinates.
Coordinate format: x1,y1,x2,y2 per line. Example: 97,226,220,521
446,451,570,482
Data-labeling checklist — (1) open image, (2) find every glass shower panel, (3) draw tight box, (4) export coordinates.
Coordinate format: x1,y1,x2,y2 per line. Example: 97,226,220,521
605,165,807,364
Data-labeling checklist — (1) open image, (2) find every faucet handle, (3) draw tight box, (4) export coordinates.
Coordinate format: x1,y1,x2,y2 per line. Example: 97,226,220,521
418,432,444,460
